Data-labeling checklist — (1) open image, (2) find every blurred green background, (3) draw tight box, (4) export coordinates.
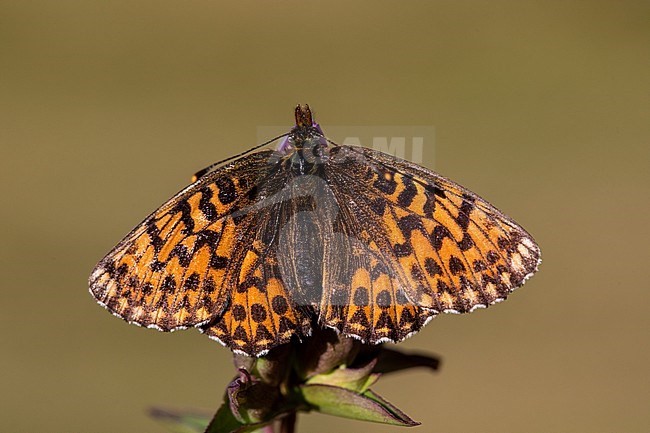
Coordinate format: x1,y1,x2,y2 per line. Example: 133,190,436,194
2,1,649,432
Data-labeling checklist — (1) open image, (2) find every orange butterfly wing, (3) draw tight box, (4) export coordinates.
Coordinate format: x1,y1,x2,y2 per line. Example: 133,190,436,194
89,150,309,348
316,145,540,342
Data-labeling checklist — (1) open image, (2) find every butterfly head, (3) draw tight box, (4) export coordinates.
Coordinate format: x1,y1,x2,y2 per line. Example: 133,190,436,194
274,105,329,175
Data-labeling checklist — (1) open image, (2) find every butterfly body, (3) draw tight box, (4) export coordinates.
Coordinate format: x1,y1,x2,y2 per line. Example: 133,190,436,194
90,105,540,356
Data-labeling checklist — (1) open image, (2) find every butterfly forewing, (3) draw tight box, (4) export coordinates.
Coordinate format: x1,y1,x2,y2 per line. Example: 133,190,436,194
90,150,287,332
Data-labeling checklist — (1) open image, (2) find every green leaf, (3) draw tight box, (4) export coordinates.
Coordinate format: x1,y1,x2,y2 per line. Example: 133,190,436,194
299,384,420,427
361,389,420,426
305,359,380,393
148,407,211,433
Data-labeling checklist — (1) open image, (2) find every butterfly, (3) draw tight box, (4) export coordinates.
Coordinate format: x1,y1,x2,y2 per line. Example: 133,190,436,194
89,105,540,356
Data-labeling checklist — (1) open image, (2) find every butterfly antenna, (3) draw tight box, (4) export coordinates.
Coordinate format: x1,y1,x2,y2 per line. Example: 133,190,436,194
192,132,289,182
324,137,341,148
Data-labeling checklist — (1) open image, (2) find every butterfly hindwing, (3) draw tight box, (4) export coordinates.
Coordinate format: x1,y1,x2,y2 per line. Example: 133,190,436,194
318,228,436,344
199,236,312,356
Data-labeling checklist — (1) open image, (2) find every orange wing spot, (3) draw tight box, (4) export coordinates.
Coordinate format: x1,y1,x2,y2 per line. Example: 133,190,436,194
372,271,391,289
252,239,264,252
186,191,201,210
215,219,236,258
351,268,371,291
485,224,506,245
172,308,190,324
179,234,197,251
345,289,372,335
185,192,211,232
445,189,465,208
166,247,210,314
265,278,293,334
157,222,184,262
408,182,429,214
155,213,172,231
133,235,151,257
392,173,407,197
206,268,226,290
397,253,423,283
165,255,184,278
420,218,437,236
407,229,437,305
137,244,156,271
381,211,406,244
347,321,366,334
436,236,467,290
433,204,464,241
194,306,211,322
162,257,183,305
465,218,495,247
251,265,263,280
392,206,410,220
239,250,259,284
210,184,232,215
437,195,460,220
229,290,252,339
186,245,211,277
248,302,275,348
440,292,455,310
117,254,137,271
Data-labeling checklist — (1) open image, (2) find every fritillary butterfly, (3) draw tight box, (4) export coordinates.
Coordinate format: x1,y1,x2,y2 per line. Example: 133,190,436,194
89,105,540,356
